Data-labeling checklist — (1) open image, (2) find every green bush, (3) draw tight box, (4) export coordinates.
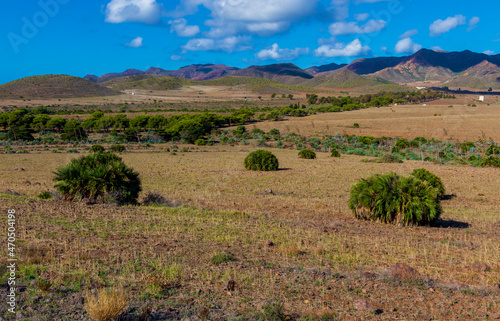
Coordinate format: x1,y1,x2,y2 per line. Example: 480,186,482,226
261,302,286,321
479,155,500,168
298,149,316,159
365,154,403,163
348,172,442,226
486,145,500,156
410,168,446,200
331,149,340,158
90,145,105,153
53,152,141,205
244,150,279,171
353,123,360,128
395,138,410,149
194,139,206,146
110,144,126,153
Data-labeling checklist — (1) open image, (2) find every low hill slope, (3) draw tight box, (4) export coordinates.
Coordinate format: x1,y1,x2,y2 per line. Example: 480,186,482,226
0,75,121,99
301,69,391,88
102,75,192,91
445,61,500,89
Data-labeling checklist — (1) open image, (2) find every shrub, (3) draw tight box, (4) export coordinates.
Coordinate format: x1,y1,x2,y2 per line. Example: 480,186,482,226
486,145,500,155
268,129,280,136
368,154,403,163
353,123,360,128
110,144,126,153
331,149,340,158
298,149,316,159
479,155,500,168
244,150,279,171
85,288,128,321
53,152,141,205
37,191,53,200
90,145,105,153
410,168,445,200
194,139,206,146
348,172,442,226
395,138,410,149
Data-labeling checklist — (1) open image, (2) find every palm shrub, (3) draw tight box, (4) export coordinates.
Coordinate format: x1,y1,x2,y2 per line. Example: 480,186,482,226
298,149,316,159
331,149,340,157
90,144,105,153
348,172,442,226
53,152,141,204
479,155,500,168
244,150,279,171
410,168,445,199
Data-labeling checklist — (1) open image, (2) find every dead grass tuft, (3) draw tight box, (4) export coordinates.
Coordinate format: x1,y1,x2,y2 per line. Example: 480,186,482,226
85,288,128,321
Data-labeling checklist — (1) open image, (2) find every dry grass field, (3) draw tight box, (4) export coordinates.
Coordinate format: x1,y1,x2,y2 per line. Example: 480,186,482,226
252,101,500,142
1,145,499,320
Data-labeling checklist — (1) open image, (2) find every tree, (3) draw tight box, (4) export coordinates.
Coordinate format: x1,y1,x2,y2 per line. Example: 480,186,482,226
46,117,67,133
31,114,51,132
308,94,318,105
61,120,88,141
287,94,294,100
488,87,493,92
97,116,114,133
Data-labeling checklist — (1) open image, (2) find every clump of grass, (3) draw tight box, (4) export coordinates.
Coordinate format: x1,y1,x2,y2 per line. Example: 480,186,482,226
36,279,52,293
85,288,128,321
261,301,286,321
142,192,181,207
244,150,279,171
37,191,53,200
211,252,237,265
348,172,442,226
410,168,445,199
363,154,403,163
298,149,316,159
143,264,182,292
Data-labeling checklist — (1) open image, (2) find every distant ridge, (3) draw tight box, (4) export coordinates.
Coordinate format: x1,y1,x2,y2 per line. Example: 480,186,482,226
0,75,121,99
230,63,314,85
301,69,390,88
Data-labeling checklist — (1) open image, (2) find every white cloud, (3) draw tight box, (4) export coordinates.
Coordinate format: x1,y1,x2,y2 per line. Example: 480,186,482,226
174,0,318,37
125,36,143,48
168,18,200,37
394,37,422,54
468,16,480,31
170,55,183,61
399,29,418,39
429,14,466,36
354,13,370,21
329,19,386,36
181,36,251,52
431,46,443,51
256,43,309,60
105,0,163,24
314,39,370,57
483,50,495,55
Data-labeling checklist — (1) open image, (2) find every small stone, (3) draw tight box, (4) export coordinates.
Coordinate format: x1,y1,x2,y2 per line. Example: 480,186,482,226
472,261,491,272
225,280,236,291
353,299,376,312
266,240,274,247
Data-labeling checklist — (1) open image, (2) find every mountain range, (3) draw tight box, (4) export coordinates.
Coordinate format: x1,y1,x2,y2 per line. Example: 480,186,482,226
84,49,500,90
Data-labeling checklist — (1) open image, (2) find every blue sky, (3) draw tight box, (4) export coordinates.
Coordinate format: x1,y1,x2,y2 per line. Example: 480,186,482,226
1,0,499,84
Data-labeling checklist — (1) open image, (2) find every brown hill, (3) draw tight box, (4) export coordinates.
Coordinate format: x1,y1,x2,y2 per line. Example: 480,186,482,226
445,61,500,89
306,62,347,76
0,75,122,99
146,64,239,81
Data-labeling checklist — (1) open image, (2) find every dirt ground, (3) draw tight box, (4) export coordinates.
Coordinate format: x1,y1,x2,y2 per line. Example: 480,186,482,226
0,146,498,320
